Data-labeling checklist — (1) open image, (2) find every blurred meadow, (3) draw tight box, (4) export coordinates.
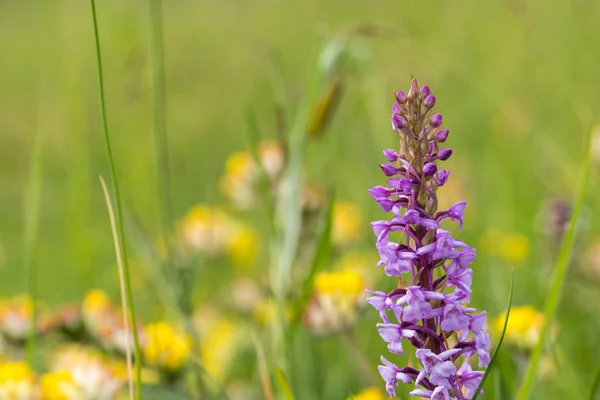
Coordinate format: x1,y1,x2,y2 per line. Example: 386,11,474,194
1,0,600,399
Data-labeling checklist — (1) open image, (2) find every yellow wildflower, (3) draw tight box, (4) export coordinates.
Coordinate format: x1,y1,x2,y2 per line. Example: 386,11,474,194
305,269,366,334
0,296,34,341
347,386,386,400
224,152,254,179
220,142,285,209
480,230,529,263
40,371,73,400
315,270,365,296
225,226,260,268
332,202,363,246
493,305,547,350
47,345,123,399
143,322,192,371
81,290,114,319
200,318,239,380
0,362,39,399
177,205,234,254
333,252,377,287
500,233,529,263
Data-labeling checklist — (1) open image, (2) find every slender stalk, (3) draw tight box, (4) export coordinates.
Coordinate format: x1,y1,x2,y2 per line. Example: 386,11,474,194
149,0,174,233
516,121,594,399
88,1,142,397
100,177,134,400
24,94,44,368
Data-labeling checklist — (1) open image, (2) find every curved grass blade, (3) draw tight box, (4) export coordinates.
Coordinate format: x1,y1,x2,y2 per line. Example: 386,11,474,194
516,119,595,400
471,269,515,400
99,177,134,400
588,360,600,400
88,1,142,397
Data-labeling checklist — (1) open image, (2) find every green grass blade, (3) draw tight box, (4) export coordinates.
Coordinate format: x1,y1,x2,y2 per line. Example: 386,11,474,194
88,1,142,397
516,120,595,400
275,368,297,400
472,269,514,400
270,40,323,373
24,95,44,369
148,0,174,236
588,359,600,400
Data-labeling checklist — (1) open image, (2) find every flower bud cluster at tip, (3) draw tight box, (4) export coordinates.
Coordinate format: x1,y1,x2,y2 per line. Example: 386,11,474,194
369,79,490,400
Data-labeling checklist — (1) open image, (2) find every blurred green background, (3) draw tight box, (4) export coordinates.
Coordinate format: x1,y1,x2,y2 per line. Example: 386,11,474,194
1,0,600,399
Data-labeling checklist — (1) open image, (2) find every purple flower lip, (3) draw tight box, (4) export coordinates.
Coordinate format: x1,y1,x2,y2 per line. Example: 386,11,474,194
368,78,489,399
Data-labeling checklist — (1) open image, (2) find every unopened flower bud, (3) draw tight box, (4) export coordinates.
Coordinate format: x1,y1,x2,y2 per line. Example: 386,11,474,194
424,94,436,109
392,103,401,115
383,149,399,162
430,113,443,128
437,148,452,161
391,115,407,130
379,164,397,176
420,85,431,98
395,91,408,104
423,162,437,177
435,129,449,142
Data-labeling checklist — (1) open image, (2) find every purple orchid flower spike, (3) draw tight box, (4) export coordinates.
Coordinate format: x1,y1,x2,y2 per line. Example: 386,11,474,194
367,79,490,399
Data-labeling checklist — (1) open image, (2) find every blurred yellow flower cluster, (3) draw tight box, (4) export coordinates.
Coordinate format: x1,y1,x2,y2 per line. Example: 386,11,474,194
0,362,38,399
219,141,286,209
177,205,260,267
81,290,193,375
493,305,556,350
143,322,192,372
42,345,124,400
81,290,139,356
304,268,367,335
347,387,386,400
0,297,34,343
480,229,530,264
332,202,363,247
195,308,246,381
0,347,125,400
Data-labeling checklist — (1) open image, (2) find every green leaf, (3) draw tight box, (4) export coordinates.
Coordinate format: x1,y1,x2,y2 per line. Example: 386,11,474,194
472,269,515,400
516,118,596,400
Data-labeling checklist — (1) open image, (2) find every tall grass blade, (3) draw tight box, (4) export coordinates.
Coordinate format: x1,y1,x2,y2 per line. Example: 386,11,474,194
88,1,142,397
270,41,322,373
99,177,134,400
516,120,595,400
24,94,44,368
589,360,600,400
472,269,514,400
252,333,275,400
148,0,174,238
